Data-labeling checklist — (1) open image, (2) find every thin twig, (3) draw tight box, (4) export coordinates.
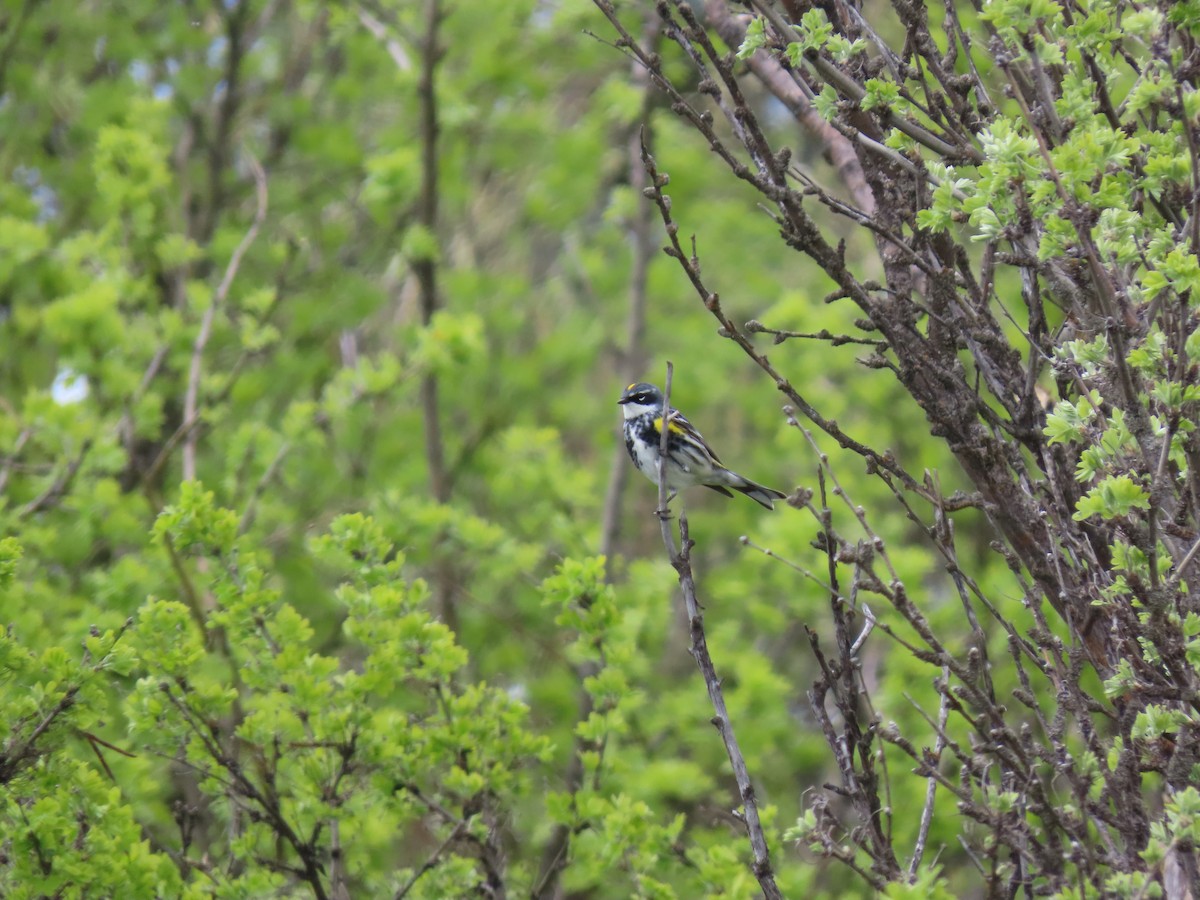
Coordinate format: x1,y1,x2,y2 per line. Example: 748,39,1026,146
741,535,854,604
357,8,412,70
1167,535,1200,590
182,151,268,483
324,813,353,898
909,665,950,877
238,439,293,534
654,363,783,900
0,426,32,495
393,821,467,899
655,362,674,520
851,604,876,656
17,439,92,519
746,320,888,348
139,412,204,493
415,0,448,504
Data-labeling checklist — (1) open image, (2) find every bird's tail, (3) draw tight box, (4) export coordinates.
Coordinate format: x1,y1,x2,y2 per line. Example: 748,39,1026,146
718,469,787,510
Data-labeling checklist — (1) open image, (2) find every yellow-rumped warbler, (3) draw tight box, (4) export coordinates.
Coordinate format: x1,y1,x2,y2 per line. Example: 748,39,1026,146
618,382,786,509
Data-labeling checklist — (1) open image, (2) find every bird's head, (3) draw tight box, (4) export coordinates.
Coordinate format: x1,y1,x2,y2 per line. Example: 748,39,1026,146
617,382,664,418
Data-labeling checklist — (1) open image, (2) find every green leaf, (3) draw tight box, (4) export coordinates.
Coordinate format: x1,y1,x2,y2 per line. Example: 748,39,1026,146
1074,475,1151,520
736,17,767,59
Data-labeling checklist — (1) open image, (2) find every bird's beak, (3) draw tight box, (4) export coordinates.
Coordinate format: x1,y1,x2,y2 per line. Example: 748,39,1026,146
617,396,629,405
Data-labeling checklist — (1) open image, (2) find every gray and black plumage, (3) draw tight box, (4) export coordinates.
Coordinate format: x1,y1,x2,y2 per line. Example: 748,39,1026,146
618,382,787,510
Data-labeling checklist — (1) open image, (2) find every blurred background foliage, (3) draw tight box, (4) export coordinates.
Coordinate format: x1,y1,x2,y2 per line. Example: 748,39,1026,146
0,0,1014,896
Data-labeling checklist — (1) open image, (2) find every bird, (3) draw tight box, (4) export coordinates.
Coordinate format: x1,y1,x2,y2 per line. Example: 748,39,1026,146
618,382,787,509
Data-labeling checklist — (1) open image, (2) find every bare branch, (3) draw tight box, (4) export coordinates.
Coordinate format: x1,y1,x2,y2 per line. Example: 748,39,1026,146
909,666,951,877
237,439,293,534
653,363,784,900
357,8,412,70
182,151,268,483
392,821,466,900
0,426,32,496
17,439,92,520
702,0,874,211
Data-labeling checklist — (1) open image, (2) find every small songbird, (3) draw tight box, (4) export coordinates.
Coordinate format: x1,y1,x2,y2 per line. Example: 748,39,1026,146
618,382,786,509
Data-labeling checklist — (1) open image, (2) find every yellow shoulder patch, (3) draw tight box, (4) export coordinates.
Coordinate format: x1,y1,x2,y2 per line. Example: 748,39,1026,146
653,416,685,435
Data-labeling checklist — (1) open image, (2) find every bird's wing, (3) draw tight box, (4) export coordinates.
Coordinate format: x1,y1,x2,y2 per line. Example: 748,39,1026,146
663,407,723,465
